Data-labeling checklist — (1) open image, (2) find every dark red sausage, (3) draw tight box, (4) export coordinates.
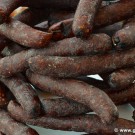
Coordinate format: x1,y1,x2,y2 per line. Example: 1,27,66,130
28,48,135,78
26,70,118,124
8,98,91,118
0,74,41,118
39,33,112,55
0,109,39,135
113,16,135,49
108,84,135,105
0,19,52,48
73,0,102,38
40,98,91,117
0,7,50,49
107,67,135,89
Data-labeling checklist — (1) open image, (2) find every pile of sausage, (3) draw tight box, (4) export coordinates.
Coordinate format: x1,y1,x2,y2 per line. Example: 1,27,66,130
0,0,135,135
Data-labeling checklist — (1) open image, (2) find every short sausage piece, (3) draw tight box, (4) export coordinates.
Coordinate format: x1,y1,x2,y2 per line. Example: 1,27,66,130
108,83,135,105
0,19,52,48
113,16,135,49
107,67,135,89
73,0,102,38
